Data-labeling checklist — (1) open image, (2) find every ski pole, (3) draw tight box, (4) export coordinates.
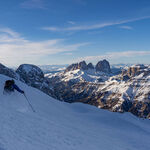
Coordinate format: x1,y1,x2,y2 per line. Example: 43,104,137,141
23,93,36,112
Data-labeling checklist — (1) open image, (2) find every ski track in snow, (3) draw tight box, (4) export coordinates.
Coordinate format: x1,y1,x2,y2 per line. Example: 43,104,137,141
0,74,150,150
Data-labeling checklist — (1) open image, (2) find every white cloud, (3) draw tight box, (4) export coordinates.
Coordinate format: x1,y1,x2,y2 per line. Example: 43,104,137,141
67,21,76,25
0,28,89,66
64,52,73,55
77,51,150,62
0,28,20,38
20,0,46,9
0,28,27,43
42,16,150,32
119,26,133,30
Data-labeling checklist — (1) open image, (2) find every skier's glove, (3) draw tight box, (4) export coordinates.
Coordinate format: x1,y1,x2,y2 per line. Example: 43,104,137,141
21,91,25,94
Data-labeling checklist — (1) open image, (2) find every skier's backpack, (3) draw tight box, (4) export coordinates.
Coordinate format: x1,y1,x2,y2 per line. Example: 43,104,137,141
4,80,15,93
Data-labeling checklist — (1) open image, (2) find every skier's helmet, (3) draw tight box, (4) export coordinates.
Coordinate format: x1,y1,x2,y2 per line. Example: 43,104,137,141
4,79,15,92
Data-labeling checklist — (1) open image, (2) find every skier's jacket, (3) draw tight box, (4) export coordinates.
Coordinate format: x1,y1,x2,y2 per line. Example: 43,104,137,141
4,80,24,94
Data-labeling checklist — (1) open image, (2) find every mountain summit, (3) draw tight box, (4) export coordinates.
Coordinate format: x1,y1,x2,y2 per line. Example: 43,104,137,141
95,59,111,73
65,60,111,73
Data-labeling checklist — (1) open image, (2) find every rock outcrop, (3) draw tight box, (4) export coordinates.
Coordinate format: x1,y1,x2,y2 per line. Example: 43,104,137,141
65,61,88,72
0,63,18,79
16,64,55,97
79,61,88,70
121,64,150,81
87,63,94,69
65,60,111,73
95,59,111,73
122,64,149,77
16,64,44,86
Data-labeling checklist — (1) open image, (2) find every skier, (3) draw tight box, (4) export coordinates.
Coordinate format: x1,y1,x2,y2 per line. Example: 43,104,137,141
4,79,24,94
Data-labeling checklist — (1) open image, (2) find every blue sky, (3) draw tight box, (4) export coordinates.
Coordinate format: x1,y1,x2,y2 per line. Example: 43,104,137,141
0,0,150,66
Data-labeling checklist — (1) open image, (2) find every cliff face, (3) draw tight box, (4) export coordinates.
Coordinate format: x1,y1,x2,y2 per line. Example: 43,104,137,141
65,59,111,73
122,64,149,77
16,64,44,86
95,59,111,73
65,61,88,72
16,64,54,97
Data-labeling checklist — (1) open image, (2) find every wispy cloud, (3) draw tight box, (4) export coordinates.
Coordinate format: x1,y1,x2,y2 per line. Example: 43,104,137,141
0,28,89,66
0,27,27,43
21,0,46,9
67,21,76,25
77,51,150,62
0,28,20,38
64,52,73,55
119,26,133,30
42,16,150,32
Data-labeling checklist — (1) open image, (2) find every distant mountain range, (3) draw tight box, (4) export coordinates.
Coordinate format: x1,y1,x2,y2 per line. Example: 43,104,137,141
39,63,134,75
38,64,67,74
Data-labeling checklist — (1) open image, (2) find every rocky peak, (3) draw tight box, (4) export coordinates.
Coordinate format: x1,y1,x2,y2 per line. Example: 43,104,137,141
0,63,18,79
79,61,88,70
16,64,54,97
65,61,88,72
16,64,44,87
65,63,79,72
128,65,143,77
65,60,112,73
95,59,111,73
122,64,150,78
87,63,94,69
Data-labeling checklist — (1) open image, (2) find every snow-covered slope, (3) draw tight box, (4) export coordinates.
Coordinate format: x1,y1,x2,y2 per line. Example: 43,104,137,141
46,69,110,83
0,74,150,150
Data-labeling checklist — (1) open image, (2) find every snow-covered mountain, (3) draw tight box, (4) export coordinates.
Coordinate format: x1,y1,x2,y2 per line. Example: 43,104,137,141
47,63,150,119
46,60,112,83
0,74,150,150
0,61,150,119
46,69,110,83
